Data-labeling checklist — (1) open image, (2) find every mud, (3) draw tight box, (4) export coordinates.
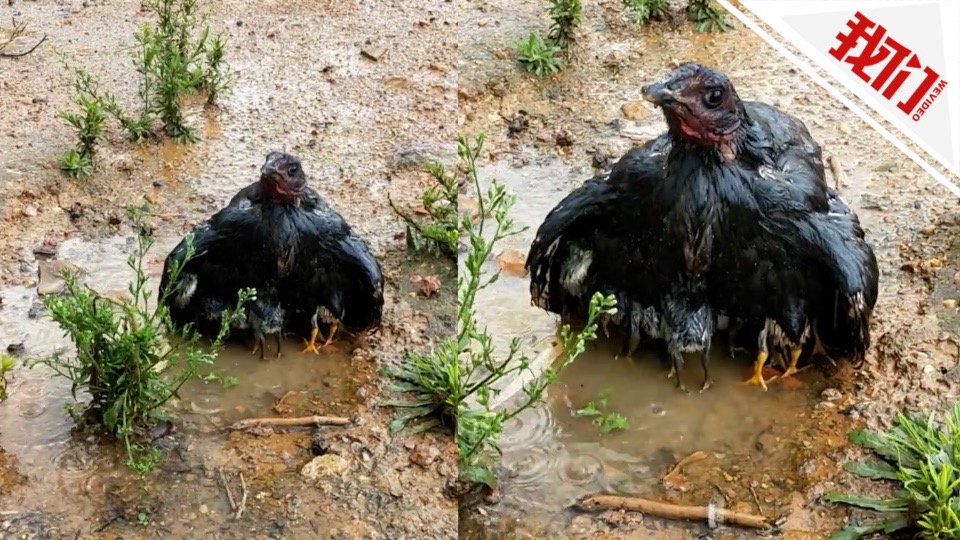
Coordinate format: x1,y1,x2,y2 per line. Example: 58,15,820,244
0,0,456,538
459,1,960,538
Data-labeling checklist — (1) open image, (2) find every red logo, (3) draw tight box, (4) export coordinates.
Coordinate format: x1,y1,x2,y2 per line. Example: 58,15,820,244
829,11,948,122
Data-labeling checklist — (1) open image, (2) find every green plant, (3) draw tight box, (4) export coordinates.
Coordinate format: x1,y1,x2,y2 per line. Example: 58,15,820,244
383,133,617,488
388,162,458,260
687,0,732,33
513,32,563,77
622,0,670,26
575,389,629,433
56,70,106,179
56,0,232,176
824,402,960,539
0,354,14,401
547,0,583,50
27,208,251,475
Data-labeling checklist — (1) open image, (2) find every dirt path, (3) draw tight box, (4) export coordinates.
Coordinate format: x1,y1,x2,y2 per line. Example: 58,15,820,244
0,0,457,538
458,1,960,538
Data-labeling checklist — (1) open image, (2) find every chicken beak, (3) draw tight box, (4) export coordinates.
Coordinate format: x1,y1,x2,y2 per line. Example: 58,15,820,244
261,152,284,176
641,82,675,106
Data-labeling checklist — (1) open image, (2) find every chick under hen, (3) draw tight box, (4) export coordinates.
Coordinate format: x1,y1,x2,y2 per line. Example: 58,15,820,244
641,62,879,389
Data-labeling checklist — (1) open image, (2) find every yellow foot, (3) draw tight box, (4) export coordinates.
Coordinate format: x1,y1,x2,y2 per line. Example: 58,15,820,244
741,351,770,391
318,324,339,353
302,327,320,355
774,347,805,380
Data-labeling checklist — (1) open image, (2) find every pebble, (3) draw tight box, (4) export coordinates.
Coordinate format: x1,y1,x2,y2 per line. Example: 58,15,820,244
821,388,842,401
199,504,209,515
620,101,649,120
21,205,37,217
300,454,349,481
943,299,957,309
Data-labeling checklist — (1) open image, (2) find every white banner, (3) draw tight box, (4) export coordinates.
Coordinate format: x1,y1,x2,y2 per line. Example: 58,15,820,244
717,0,960,196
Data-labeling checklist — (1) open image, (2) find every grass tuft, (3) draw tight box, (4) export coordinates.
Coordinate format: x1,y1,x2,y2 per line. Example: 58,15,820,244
27,207,250,475
826,402,960,539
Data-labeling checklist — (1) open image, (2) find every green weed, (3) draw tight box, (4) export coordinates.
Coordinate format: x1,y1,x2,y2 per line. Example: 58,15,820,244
383,133,616,488
622,0,670,26
0,354,13,401
825,402,960,539
27,208,251,475
388,162,458,260
687,0,732,33
547,0,583,50
513,33,564,77
575,389,629,434
56,0,232,176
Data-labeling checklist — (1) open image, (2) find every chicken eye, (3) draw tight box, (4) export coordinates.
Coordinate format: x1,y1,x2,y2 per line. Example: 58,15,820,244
287,164,299,176
703,88,723,108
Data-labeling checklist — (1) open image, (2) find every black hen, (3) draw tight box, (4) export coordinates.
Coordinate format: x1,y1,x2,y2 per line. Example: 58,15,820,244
161,152,384,356
641,62,879,389
247,153,384,353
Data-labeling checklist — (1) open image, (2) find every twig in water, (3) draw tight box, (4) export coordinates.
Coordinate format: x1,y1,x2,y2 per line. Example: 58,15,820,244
661,450,708,484
228,415,352,430
219,469,238,514
236,472,248,520
750,486,765,517
713,484,730,505
575,494,770,530
827,155,846,191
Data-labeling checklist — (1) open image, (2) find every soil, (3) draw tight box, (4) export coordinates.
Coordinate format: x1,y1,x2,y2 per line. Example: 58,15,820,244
0,0,457,539
458,0,960,538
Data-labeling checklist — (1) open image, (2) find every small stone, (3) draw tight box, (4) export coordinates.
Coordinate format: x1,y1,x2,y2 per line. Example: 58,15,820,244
943,299,957,309
923,364,935,374
799,460,816,476
21,205,37,217
360,46,387,61
199,504,209,515
920,224,936,236
821,388,842,401
620,101,649,120
300,454,349,481
837,122,852,134
37,260,85,296
408,444,440,468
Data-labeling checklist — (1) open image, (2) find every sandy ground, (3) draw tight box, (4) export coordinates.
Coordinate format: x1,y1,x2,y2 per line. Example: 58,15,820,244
0,0,457,538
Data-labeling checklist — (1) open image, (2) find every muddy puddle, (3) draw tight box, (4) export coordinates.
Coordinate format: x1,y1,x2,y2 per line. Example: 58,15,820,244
0,234,359,532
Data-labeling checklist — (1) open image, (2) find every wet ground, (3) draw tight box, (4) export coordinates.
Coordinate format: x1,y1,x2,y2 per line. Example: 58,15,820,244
0,0,456,538
459,0,960,538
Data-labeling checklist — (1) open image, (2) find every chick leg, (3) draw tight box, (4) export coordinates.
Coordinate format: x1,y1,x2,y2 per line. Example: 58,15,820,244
251,336,263,358
319,323,339,350
778,346,809,379
666,351,688,393
274,332,283,360
741,349,770,391
258,334,267,361
302,311,321,355
699,342,712,393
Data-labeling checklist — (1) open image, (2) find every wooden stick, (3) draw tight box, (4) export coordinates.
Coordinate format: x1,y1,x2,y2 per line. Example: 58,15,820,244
236,473,248,520
228,415,351,430
827,155,846,191
219,469,237,513
576,495,770,530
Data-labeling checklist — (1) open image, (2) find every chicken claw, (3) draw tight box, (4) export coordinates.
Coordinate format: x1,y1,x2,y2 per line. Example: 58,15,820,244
741,350,770,391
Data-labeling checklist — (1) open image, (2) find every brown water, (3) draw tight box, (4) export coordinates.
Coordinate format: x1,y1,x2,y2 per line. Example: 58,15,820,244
0,234,358,529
